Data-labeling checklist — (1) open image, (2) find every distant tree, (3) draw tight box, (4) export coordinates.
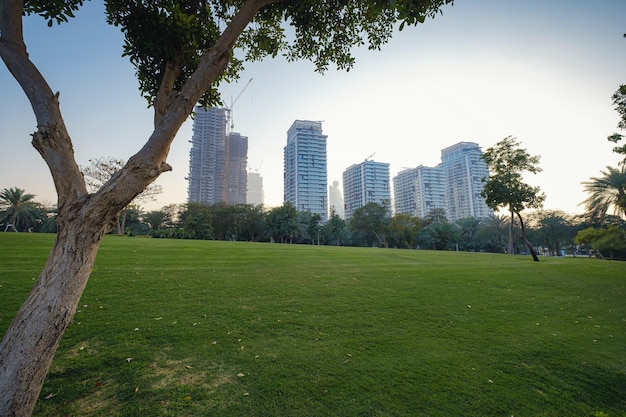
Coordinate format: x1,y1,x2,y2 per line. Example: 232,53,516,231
297,211,322,244
575,225,626,260
322,209,348,246
142,209,169,232
179,202,213,239
266,203,299,243
209,202,237,240
528,210,575,256
350,202,391,248
0,187,42,232
481,136,545,261
0,0,454,413
423,207,448,226
455,217,482,251
418,217,460,250
235,204,266,242
388,213,422,249
580,165,626,222
474,214,509,253
82,157,163,234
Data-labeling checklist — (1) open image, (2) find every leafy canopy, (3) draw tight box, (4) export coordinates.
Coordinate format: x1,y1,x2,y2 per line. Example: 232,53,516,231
481,136,545,214
25,0,454,108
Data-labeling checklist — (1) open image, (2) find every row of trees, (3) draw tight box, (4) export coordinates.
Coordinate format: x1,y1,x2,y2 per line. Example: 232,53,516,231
4,189,623,258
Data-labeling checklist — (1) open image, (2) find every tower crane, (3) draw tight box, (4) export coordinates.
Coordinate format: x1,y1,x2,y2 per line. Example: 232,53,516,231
226,78,253,134
364,152,376,161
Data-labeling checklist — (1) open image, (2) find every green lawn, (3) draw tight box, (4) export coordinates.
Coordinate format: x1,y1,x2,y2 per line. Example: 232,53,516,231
1,233,625,416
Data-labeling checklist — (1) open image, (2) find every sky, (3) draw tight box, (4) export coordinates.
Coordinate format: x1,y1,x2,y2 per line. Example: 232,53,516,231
1,0,625,215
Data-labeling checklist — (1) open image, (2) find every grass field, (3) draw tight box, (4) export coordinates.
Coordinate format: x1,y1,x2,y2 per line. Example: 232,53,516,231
0,233,625,417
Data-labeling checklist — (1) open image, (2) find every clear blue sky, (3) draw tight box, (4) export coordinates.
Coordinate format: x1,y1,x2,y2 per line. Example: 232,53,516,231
1,0,625,215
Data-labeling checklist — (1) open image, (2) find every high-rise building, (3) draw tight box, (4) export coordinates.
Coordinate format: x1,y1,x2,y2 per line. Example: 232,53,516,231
414,165,447,218
394,165,447,218
440,142,492,221
393,167,420,215
247,171,264,206
187,106,248,205
283,120,328,221
392,141,492,221
343,160,391,220
226,132,248,205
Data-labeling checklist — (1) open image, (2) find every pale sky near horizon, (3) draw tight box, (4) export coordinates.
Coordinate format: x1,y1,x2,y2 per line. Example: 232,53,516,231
1,0,625,216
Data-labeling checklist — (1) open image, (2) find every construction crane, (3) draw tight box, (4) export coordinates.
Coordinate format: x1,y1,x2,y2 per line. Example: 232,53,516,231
226,78,253,133
364,152,376,161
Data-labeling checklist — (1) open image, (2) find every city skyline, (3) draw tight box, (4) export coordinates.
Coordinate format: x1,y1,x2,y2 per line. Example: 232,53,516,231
1,1,625,216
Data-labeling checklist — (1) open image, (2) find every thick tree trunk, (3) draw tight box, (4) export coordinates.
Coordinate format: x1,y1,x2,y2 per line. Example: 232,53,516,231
0,224,105,416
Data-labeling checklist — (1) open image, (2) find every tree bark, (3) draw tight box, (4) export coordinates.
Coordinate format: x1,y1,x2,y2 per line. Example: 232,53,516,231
508,205,514,255
516,212,539,262
0,223,105,416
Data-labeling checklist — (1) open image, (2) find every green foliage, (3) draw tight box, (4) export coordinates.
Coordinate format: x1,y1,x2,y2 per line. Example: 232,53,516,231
34,0,453,108
575,225,626,260
24,0,86,26
179,202,214,239
349,202,391,247
1,234,625,416
481,136,545,214
607,84,626,165
581,165,626,221
105,0,232,108
0,187,46,232
265,202,299,243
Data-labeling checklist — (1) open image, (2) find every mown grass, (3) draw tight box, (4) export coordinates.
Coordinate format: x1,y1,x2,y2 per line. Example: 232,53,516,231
0,233,625,416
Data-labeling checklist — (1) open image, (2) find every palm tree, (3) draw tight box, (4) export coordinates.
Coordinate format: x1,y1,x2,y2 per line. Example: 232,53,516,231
581,166,626,221
0,187,38,232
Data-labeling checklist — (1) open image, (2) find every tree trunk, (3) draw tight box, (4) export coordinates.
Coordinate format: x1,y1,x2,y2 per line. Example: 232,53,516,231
516,212,539,262
508,206,514,255
0,224,104,416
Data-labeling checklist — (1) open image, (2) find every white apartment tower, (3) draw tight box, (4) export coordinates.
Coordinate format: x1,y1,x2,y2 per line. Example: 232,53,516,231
440,142,492,221
392,141,492,221
283,120,328,221
343,160,391,220
393,166,446,218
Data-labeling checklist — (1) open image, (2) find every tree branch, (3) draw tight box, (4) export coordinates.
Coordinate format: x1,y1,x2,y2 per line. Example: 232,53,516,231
0,0,88,211
130,0,282,171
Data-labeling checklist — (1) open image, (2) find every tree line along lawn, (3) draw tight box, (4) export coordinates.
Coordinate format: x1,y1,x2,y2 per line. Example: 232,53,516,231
0,233,624,417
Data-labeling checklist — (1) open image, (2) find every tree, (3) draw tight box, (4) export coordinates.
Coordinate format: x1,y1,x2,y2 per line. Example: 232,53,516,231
82,157,163,234
607,84,626,164
580,165,626,221
322,209,348,246
606,34,626,164
0,187,41,232
575,224,626,260
456,217,482,251
266,202,299,243
350,202,391,247
388,213,422,249
481,136,545,261
0,1,453,414
142,209,169,232
474,214,509,253
528,210,576,256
